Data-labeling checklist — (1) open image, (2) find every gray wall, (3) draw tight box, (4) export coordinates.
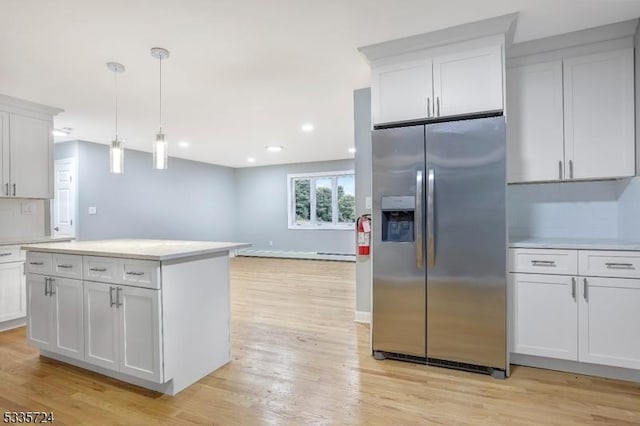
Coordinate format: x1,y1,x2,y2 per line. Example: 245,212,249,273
233,159,355,254
354,88,372,314
69,141,236,241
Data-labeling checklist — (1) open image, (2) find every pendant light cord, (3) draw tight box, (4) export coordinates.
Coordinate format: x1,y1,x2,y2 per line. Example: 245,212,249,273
114,70,119,139
159,56,162,133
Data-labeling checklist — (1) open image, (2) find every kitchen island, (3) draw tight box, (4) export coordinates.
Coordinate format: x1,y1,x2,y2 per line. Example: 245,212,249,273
21,239,250,395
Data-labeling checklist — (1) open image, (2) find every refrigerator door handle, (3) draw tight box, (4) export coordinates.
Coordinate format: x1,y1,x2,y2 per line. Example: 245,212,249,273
427,168,435,267
416,170,424,268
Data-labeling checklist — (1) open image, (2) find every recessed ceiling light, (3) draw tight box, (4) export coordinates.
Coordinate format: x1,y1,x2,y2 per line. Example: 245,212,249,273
247,157,256,163
301,123,314,133
348,148,356,154
52,127,72,137
178,141,190,148
266,145,283,153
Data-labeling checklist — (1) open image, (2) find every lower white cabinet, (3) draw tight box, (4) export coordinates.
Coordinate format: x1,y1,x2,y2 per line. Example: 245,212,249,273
0,261,25,322
26,275,84,360
578,277,640,370
512,273,578,360
84,281,163,383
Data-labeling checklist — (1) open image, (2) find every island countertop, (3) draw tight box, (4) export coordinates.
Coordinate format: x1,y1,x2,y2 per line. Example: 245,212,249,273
21,239,251,261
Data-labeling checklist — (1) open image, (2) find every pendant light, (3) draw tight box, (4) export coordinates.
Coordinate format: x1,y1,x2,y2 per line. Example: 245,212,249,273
107,62,125,174
151,47,170,170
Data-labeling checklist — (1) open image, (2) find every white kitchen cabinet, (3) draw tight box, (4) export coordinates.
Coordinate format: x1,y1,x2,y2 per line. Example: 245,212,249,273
84,281,120,370
507,61,564,183
511,273,578,360
26,274,53,350
0,261,25,322
432,45,503,117
372,59,433,124
119,285,163,382
563,48,635,180
370,43,504,125
26,275,84,361
9,114,53,198
578,276,640,370
0,95,62,199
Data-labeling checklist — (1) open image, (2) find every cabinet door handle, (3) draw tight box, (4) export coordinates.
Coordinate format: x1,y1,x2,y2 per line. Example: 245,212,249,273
90,267,107,272
559,161,563,180
605,262,634,269
569,160,574,179
29,261,44,266
436,97,440,117
116,287,123,308
571,277,576,299
44,277,50,296
426,98,431,118
0,253,11,257
125,271,145,276
12,184,16,196
583,278,588,302
57,264,73,269
48,278,55,296
531,260,555,266
109,286,116,307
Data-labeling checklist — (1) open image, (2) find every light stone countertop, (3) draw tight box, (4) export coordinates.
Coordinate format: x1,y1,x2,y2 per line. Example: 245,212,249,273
21,239,252,261
0,236,75,247
509,237,640,251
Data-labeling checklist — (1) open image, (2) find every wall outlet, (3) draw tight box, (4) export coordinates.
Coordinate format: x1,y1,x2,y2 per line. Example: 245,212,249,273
20,202,36,215
88,206,97,215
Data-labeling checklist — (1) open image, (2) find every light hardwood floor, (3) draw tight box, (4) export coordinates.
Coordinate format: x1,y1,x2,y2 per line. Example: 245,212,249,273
1,257,640,425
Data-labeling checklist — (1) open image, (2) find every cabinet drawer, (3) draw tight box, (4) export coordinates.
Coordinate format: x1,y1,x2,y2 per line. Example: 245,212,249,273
119,259,160,289
26,252,52,275
0,246,22,264
579,251,640,279
84,256,118,283
51,254,83,279
509,249,578,275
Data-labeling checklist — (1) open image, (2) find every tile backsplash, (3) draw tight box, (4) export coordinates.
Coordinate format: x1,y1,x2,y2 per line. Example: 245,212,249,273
0,199,46,239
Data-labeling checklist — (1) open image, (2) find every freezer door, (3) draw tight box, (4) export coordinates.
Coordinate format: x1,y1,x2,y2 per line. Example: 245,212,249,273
372,125,426,357
425,116,506,369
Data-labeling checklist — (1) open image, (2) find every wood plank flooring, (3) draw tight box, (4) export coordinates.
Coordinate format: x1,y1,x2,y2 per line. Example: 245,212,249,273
1,257,640,425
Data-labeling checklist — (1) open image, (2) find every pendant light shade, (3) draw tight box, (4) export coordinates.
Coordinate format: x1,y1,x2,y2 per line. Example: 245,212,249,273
151,47,170,170
107,62,125,174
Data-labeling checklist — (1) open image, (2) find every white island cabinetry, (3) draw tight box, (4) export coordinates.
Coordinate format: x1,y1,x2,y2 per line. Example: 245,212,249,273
23,239,249,396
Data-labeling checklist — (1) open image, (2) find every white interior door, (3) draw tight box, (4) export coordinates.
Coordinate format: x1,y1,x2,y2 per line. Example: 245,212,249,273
52,158,77,237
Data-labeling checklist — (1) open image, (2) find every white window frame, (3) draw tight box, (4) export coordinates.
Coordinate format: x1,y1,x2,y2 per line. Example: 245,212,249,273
287,170,355,230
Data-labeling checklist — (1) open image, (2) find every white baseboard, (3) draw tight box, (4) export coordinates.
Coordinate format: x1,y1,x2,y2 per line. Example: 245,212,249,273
354,310,371,324
0,317,25,332
237,249,356,262
511,353,640,383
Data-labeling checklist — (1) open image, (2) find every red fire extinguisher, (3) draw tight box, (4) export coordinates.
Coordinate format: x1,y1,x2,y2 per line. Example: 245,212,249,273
357,214,371,256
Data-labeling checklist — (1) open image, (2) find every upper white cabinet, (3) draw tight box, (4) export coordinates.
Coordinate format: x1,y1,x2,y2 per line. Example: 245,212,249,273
507,47,635,183
0,95,62,199
432,45,503,117
507,61,564,182
372,59,433,124
563,48,635,180
371,44,504,125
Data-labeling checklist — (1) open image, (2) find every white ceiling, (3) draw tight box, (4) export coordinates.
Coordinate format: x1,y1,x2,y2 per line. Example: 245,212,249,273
2,0,639,168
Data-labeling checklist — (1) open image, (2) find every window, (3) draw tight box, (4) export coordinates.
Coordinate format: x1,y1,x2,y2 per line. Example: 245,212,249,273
288,171,355,229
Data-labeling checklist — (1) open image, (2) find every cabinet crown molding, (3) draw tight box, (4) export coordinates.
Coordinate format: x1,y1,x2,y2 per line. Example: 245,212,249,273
358,13,518,63
0,94,63,116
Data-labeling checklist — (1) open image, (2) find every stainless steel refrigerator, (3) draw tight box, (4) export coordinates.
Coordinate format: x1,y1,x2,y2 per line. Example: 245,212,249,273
371,115,507,378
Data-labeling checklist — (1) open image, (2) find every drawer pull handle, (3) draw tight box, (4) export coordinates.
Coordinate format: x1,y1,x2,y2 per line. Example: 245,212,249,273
29,261,44,266
125,271,145,276
531,260,556,266
605,262,634,269
57,264,74,269
90,267,108,272
0,253,12,257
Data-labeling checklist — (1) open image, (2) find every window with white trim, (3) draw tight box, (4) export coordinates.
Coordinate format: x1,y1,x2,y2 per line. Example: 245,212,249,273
287,171,355,230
